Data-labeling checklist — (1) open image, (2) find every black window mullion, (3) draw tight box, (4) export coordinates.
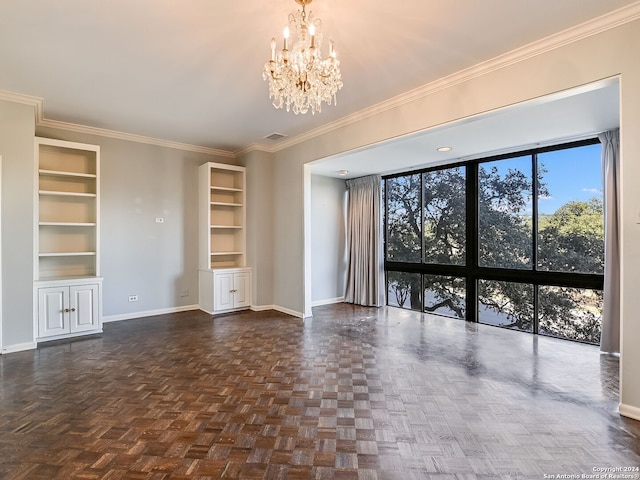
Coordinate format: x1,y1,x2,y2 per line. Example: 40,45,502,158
466,164,479,322
533,284,539,335
532,154,539,270
383,179,388,261
532,154,539,334
383,179,388,305
420,173,425,312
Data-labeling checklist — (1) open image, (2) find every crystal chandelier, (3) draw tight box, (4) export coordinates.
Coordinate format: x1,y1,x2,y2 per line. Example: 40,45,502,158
263,0,343,115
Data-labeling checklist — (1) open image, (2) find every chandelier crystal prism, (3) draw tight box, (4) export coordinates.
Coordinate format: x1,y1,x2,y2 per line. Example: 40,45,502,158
263,0,343,115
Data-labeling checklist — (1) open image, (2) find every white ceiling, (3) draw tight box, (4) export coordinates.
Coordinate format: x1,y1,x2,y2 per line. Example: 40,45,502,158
0,0,632,154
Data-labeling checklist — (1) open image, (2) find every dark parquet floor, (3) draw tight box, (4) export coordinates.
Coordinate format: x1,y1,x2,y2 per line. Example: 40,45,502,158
0,304,639,479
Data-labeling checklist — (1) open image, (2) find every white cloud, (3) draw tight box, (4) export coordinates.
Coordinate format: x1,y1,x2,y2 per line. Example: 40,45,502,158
582,187,602,195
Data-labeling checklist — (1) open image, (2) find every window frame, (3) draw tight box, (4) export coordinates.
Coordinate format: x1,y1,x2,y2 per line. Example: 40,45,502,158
383,138,604,343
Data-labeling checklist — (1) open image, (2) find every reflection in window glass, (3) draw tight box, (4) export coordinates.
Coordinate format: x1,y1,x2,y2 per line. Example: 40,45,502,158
478,156,533,269
424,275,466,319
537,144,604,274
538,286,602,344
386,175,421,263
387,271,422,311
478,280,533,332
423,167,466,265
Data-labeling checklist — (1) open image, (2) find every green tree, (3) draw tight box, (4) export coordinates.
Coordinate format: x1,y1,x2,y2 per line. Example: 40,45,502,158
538,198,604,274
423,168,466,265
478,163,539,269
386,174,421,263
536,199,604,342
538,286,603,343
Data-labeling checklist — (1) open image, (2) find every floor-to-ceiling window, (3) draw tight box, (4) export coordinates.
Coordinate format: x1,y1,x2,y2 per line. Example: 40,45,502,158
384,139,604,344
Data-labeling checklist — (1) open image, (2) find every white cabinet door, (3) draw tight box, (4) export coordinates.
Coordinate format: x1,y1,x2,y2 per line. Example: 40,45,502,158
70,284,99,333
212,269,251,312
234,271,251,309
37,281,101,339
38,286,68,337
214,272,234,311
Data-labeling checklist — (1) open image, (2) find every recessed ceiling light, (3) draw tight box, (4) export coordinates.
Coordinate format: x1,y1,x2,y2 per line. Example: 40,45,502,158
337,170,349,176
437,146,453,152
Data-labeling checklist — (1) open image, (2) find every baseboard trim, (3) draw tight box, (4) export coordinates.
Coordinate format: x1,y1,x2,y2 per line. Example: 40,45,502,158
250,304,276,312
103,304,199,323
1,341,37,354
312,297,345,307
619,403,640,421
249,305,304,318
273,306,304,318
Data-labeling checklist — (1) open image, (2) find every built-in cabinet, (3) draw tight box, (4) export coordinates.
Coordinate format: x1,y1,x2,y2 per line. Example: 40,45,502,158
38,281,100,337
199,267,251,314
198,162,251,314
34,137,103,341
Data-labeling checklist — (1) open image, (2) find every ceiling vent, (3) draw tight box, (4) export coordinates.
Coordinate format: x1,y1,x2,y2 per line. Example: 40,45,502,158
264,132,287,141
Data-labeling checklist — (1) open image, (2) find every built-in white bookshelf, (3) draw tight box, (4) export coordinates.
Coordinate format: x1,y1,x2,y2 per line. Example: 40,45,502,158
34,137,102,341
35,138,100,280
198,162,251,314
199,162,246,269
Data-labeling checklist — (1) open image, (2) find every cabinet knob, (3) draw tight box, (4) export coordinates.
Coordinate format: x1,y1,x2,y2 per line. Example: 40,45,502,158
63,308,70,313
70,308,76,312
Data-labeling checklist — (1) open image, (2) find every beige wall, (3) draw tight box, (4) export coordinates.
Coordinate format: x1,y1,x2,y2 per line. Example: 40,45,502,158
239,149,275,308
268,20,640,417
311,174,346,304
0,100,35,350
271,152,306,316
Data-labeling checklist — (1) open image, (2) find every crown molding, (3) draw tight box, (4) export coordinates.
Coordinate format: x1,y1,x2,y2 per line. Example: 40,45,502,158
36,117,235,157
0,89,234,157
0,90,44,114
257,1,640,154
234,143,277,157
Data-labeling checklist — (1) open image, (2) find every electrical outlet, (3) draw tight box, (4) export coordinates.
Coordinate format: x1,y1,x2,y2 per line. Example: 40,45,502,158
180,288,189,298
128,295,138,302
155,217,164,223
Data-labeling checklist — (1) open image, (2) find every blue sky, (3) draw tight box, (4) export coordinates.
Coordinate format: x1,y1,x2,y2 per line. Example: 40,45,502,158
483,143,602,215
537,143,602,214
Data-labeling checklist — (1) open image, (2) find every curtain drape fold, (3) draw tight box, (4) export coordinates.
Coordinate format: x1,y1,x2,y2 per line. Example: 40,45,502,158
599,129,620,354
344,175,384,307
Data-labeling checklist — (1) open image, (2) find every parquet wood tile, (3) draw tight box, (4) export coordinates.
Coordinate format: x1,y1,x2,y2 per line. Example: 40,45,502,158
0,304,639,479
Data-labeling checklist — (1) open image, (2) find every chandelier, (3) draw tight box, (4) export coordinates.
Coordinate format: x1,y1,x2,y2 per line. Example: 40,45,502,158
263,0,343,115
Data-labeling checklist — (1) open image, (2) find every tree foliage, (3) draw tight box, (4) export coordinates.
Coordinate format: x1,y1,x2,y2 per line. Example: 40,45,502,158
386,174,421,263
423,168,466,265
478,164,535,269
538,198,604,274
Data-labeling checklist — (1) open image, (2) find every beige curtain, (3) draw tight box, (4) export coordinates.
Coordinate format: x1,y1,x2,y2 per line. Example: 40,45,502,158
344,175,384,307
599,129,620,354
